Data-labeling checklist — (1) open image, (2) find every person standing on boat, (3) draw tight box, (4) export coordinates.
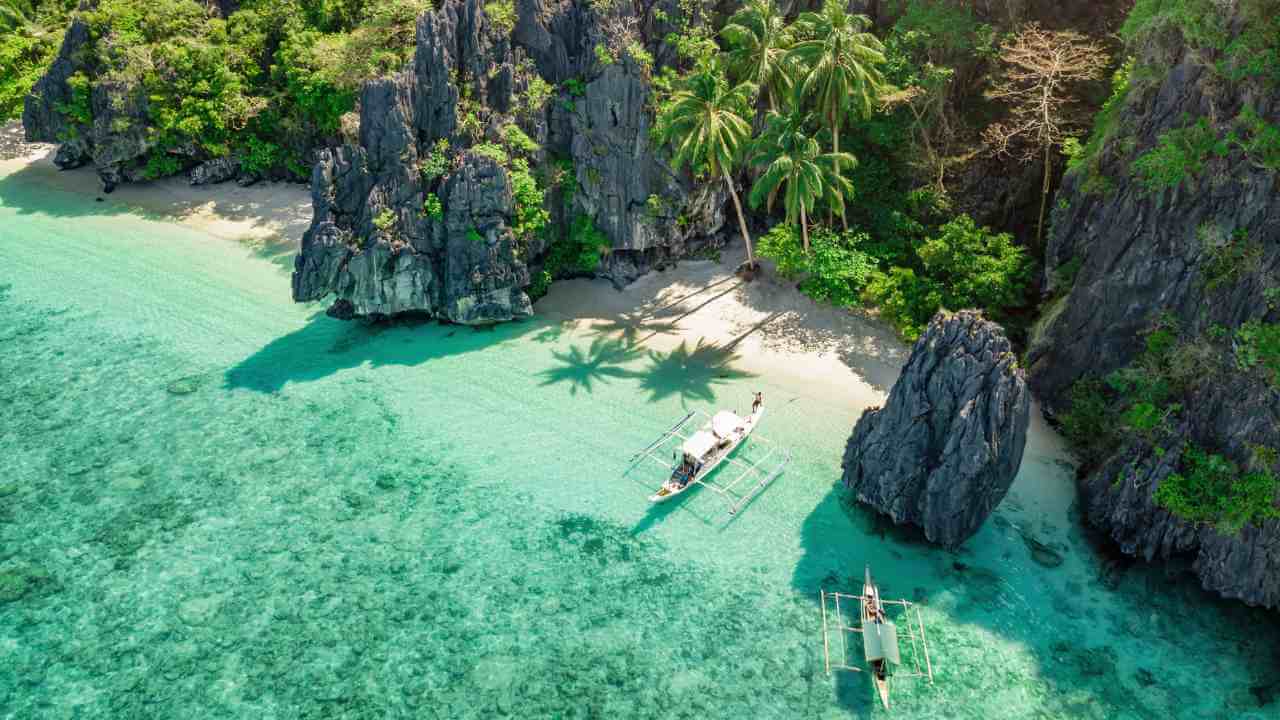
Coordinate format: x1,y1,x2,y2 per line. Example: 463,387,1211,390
752,392,763,414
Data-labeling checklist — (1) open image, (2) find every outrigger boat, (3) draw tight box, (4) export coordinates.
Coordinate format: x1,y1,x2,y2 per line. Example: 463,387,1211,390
624,395,791,515
820,565,935,710
650,404,764,503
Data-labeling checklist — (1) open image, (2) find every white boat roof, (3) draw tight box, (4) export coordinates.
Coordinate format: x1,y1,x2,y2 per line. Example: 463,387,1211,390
712,411,741,438
682,430,717,459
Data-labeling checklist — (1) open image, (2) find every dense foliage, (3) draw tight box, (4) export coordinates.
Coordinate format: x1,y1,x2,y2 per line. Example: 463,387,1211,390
0,0,76,119
6,0,426,177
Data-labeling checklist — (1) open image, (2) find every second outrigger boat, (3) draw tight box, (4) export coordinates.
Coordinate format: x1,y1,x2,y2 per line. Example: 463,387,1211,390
820,565,935,710
861,566,897,709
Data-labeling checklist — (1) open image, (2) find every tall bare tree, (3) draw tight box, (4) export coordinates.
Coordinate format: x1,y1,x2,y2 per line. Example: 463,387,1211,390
983,24,1108,247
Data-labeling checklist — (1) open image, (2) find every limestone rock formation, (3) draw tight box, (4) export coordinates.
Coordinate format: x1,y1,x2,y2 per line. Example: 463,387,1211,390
24,13,212,191
842,310,1031,548
1026,3,1280,607
290,0,727,321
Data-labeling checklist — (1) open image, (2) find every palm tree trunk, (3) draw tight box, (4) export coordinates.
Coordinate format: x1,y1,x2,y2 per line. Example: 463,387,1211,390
724,171,756,268
800,204,810,253
829,107,849,229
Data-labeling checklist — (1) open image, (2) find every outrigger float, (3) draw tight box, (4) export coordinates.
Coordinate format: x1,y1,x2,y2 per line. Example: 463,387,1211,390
624,395,791,515
820,566,935,710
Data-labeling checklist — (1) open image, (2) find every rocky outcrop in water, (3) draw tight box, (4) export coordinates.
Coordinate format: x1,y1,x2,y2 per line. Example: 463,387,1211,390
1027,5,1280,607
289,0,727,321
842,310,1030,548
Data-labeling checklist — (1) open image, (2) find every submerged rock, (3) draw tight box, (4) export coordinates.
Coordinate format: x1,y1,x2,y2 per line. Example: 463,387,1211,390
842,310,1030,548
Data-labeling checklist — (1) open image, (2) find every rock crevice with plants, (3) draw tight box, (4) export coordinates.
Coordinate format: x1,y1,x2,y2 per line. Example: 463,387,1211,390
1028,0,1280,607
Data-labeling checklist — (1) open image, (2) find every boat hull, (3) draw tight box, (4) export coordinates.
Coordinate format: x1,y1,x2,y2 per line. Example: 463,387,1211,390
648,407,763,503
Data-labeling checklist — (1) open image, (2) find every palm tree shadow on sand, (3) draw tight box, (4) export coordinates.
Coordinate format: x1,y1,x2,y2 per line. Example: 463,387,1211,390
586,310,682,347
638,337,757,406
536,336,645,395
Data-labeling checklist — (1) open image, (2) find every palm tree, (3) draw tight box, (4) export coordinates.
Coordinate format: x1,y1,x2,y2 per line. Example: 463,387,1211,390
787,1,886,227
721,0,793,113
656,67,760,268
749,107,855,252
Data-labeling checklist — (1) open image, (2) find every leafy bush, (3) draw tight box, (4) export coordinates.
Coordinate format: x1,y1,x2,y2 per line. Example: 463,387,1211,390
423,192,443,219
421,138,451,183
1155,445,1280,531
471,142,509,165
593,43,615,66
239,135,281,176
757,225,876,307
1132,117,1228,193
27,0,429,177
1235,321,1280,387
0,1,73,119
1200,227,1262,291
373,209,397,232
509,159,549,244
482,0,515,35
1233,106,1280,171
864,214,1031,339
502,124,540,156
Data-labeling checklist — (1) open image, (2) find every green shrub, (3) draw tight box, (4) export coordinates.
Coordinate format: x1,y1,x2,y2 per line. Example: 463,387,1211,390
1155,445,1280,531
593,43,615,66
1132,117,1228,194
1235,321,1280,387
423,192,443,219
142,151,182,179
1201,227,1262,291
373,209,397,232
238,135,280,176
756,225,876,307
471,142,509,165
509,159,549,244
566,215,609,271
421,138,451,183
1233,106,1280,171
482,0,515,35
502,124,541,156
521,73,554,118
1058,378,1121,467
625,41,653,74
1067,57,1133,189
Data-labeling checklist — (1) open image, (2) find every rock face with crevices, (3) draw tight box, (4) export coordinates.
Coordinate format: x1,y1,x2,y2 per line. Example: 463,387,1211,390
842,310,1031,548
290,0,727,321
1024,2,1280,608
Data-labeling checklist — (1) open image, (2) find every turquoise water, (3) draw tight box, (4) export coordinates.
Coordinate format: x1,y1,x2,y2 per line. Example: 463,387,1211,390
1,165,1277,719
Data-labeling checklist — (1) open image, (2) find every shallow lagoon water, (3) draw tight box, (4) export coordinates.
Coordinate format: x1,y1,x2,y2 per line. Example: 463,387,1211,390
1,167,1278,719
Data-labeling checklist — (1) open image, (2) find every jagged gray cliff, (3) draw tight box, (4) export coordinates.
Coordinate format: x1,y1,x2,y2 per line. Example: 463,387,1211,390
290,0,727,321
843,310,1031,548
1027,6,1280,607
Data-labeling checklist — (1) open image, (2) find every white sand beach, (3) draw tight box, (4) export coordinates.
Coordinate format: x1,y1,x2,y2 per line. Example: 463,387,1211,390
2,127,907,414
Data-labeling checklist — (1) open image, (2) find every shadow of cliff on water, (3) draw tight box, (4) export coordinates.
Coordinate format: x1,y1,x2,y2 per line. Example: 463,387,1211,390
790,482,1280,719
224,313,541,393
